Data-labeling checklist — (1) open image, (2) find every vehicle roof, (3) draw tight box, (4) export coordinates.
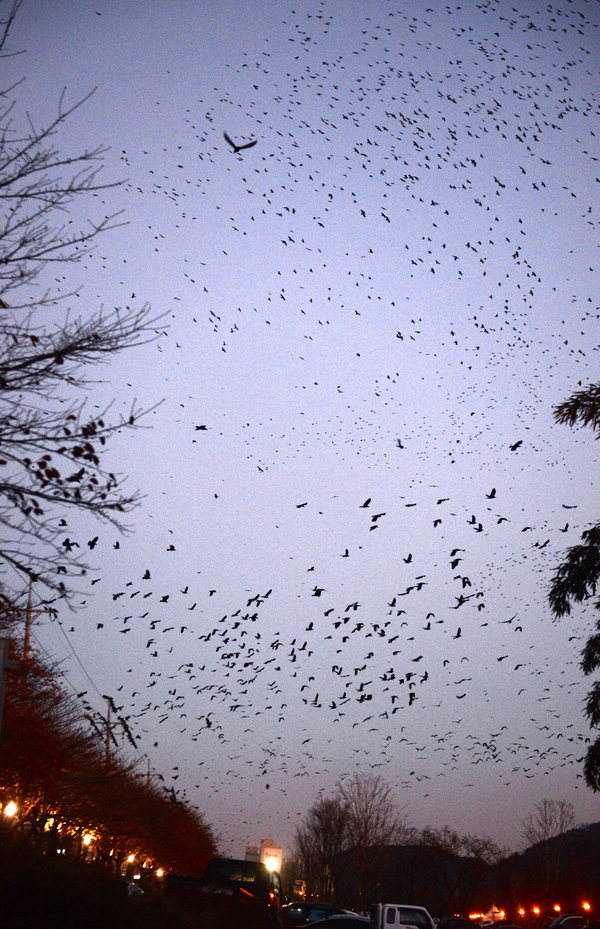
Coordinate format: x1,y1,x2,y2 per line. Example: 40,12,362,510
208,856,267,867
311,917,370,925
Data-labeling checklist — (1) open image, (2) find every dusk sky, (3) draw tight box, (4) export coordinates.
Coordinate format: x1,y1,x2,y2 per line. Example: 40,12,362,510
6,0,599,858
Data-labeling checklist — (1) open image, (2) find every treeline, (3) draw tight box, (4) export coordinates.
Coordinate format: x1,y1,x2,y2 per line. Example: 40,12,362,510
291,775,505,912
0,614,215,877
0,0,214,881
290,779,596,917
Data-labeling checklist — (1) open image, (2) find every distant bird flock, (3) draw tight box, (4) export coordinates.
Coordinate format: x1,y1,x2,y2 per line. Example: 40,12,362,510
44,0,600,847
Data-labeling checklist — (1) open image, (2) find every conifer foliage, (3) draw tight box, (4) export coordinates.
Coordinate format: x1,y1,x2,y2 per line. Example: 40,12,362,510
549,382,600,789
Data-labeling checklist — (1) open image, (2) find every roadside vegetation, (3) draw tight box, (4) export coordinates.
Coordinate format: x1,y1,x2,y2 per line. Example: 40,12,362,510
0,616,216,880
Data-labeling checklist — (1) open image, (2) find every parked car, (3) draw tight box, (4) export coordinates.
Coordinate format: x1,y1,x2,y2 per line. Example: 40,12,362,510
310,916,370,929
547,917,589,929
489,922,525,929
282,902,358,927
439,919,472,929
164,857,282,924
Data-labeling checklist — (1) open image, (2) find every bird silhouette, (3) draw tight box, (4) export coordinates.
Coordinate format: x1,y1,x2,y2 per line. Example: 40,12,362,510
46,0,600,852
223,131,257,154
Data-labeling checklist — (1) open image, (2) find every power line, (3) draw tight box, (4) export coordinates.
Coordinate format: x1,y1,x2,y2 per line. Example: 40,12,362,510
36,613,155,768
46,613,105,700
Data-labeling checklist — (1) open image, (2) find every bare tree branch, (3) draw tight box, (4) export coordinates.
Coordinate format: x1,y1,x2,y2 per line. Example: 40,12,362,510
0,7,166,599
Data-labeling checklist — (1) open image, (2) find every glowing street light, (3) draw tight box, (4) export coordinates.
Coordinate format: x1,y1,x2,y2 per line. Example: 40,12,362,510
553,906,562,914
582,903,591,913
263,855,279,872
3,800,17,817
82,834,93,846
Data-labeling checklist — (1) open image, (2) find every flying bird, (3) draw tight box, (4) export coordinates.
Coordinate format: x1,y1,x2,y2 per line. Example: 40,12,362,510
223,131,257,154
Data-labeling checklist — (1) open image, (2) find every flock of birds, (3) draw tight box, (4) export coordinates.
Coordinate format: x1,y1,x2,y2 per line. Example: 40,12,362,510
29,0,600,851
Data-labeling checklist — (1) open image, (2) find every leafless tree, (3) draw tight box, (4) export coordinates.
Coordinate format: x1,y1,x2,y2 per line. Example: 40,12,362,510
418,826,506,913
0,2,164,600
419,825,506,864
521,798,575,847
336,773,410,909
293,795,347,900
521,799,575,905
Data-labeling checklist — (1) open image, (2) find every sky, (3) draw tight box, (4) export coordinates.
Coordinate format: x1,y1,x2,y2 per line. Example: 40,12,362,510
5,0,600,859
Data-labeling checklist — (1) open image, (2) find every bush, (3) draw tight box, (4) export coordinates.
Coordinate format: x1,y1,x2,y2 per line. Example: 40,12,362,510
0,821,195,929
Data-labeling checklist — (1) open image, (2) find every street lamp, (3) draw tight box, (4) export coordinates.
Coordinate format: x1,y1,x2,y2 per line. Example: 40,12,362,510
3,800,17,817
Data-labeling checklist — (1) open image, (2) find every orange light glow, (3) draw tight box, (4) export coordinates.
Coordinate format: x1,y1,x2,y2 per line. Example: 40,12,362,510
532,907,541,916
553,906,562,914
518,910,526,917
582,903,591,913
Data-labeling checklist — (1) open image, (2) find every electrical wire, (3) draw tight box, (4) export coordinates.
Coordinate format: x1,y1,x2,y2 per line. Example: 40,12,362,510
31,615,149,766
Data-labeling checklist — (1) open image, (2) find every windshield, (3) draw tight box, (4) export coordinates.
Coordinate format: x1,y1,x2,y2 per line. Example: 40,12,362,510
396,908,432,929
205,859,266,886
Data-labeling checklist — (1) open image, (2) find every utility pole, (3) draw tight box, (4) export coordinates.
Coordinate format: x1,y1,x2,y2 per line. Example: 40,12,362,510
146,758,163,789
0,581,51,742
22,580,55,661
23,583,33,661
105,697,113,766
147,757,155,788
0,637,9,741
102,695,126,766
0,583,55,663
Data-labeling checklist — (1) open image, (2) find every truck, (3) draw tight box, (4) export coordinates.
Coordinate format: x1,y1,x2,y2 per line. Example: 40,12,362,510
164,856,282,927
370,903,437,929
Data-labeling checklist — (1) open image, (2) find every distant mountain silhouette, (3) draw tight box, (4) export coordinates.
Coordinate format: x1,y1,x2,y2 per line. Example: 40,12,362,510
333,844,491,915
484,822,600,914
331,826,600,917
